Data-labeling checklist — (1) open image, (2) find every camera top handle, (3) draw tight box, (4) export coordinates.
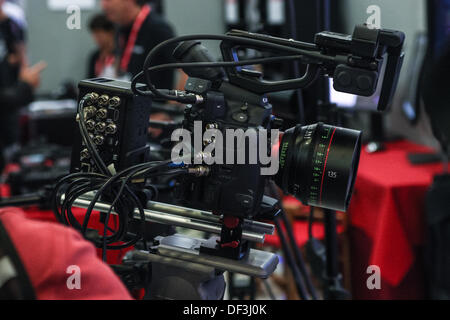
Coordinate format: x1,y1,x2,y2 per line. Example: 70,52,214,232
220,24,405,111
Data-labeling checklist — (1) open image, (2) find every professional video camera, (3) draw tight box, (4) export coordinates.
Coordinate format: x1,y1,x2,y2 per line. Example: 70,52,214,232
52,24,405,299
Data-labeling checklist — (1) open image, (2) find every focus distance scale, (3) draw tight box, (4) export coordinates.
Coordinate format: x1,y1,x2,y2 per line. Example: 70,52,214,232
276,123,362,212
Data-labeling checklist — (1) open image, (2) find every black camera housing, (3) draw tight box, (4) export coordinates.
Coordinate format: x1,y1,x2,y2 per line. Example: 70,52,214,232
176,80,273,220
71,79,152,174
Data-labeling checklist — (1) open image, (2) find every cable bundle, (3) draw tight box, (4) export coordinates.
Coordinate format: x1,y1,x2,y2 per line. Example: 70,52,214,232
51,96,188,260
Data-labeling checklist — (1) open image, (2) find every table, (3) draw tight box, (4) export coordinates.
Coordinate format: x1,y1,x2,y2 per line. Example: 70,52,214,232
348,140,444,299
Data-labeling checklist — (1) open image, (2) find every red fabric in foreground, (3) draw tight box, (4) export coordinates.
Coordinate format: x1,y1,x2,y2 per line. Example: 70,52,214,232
0,207,132,300
0,204,132,266
348,140,443,297
0,174,132,266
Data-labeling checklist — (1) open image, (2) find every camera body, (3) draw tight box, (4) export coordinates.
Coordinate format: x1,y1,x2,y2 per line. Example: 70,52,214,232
175,79,274,220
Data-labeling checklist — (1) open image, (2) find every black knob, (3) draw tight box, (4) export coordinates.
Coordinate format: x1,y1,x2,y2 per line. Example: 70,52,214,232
356,75,373,90
336,71,352,87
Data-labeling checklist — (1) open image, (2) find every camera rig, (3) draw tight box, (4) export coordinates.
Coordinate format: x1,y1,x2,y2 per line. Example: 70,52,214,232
51,24,405,299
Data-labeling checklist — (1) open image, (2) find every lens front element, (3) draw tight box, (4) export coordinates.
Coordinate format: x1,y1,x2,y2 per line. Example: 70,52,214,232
276,123,362,212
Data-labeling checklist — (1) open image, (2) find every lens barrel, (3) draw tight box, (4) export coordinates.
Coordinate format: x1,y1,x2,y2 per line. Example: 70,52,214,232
275,123,362,212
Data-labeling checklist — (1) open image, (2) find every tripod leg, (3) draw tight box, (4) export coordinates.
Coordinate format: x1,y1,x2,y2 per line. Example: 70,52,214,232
279,209,319,299
323,209,350,300
262,278,277,300
268,181,317,299
274,217,309,300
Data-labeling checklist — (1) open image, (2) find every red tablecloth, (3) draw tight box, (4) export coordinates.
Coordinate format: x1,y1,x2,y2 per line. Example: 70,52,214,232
348,140,444,299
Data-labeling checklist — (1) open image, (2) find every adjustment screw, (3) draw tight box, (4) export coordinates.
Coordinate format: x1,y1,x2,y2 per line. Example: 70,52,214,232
206,123,218,130
203,138,214,146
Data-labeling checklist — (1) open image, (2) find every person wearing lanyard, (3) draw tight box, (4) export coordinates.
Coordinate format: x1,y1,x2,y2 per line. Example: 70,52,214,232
101,0,176,89
101,0,178,242
0,0,46,172
87,14,116,78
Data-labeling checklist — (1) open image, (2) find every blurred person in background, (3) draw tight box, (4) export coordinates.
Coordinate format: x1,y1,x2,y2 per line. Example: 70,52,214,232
0,0,46,172
87,14,116,78
101,0,176,89
102,0,183,141
2,0,26,30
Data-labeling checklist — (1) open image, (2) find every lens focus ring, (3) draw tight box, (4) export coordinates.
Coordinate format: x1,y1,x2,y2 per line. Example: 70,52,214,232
275,123,362,212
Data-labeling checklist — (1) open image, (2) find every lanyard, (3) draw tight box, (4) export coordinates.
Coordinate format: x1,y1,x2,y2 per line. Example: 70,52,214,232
120,4,151,72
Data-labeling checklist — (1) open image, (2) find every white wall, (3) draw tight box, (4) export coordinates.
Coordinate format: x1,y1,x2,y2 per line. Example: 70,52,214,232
25,0,100,94
164,0,225,58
